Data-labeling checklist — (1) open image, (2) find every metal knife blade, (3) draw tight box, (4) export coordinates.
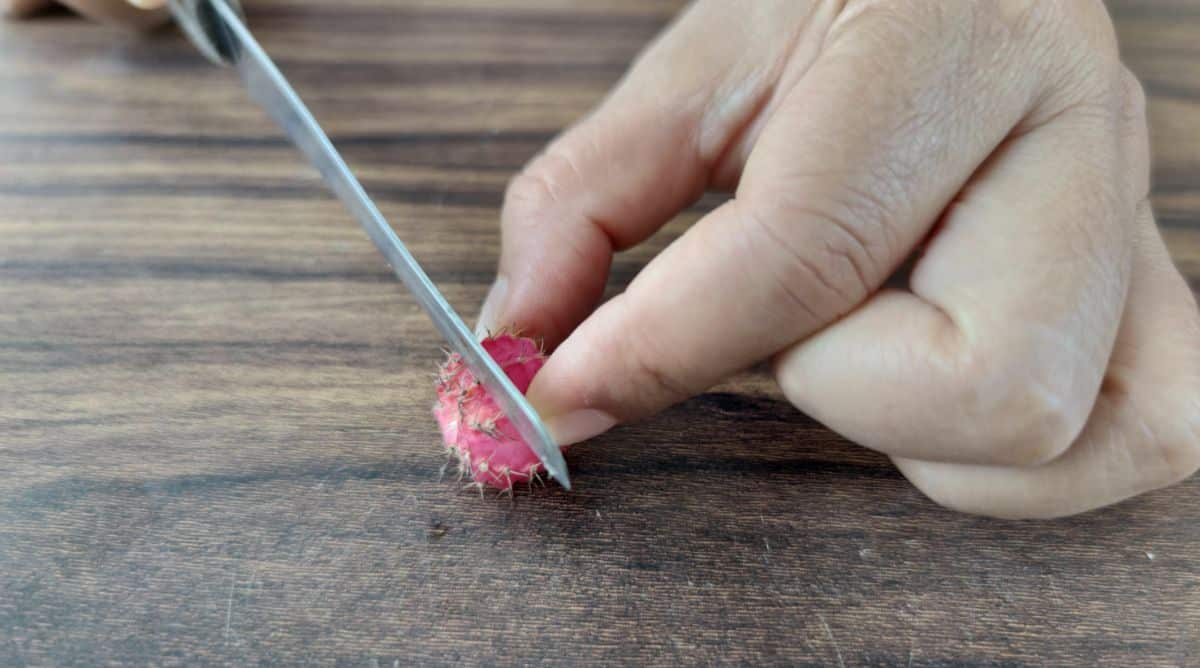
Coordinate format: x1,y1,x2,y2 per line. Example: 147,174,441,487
168,0,570,489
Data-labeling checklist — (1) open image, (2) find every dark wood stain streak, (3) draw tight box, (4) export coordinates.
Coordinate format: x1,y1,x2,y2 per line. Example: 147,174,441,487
93,54,632,81
0,260,647,288
0,259,396,281
0,130,558,147
7,465,438,511
1,1,1199,666
0,182,507,206
0,260,515,285
275,61,631,84
243,4,677,33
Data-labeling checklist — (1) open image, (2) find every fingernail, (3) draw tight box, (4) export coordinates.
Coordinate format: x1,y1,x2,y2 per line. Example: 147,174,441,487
474,274,509,339
126,0,165,8
543,409,617,446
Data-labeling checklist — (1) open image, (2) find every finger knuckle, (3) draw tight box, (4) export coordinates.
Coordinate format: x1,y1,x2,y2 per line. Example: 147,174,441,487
948,348,1092,467
968,0,1072,55
503,171,555,228
1153,389,1200,486
1163,430,1200,487
992,0,1047,32
1003,0,1117,102
503,147,582,220
1119,66,1149,128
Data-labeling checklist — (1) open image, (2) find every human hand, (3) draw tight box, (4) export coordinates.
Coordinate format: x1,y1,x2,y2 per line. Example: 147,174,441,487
479,0,1200,518
3,0,166,28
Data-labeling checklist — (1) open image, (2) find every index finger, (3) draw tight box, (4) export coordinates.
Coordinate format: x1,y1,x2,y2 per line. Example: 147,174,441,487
478,1,818,347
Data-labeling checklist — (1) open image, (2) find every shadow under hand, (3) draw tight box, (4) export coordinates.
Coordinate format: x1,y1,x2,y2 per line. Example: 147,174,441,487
572,391,897,485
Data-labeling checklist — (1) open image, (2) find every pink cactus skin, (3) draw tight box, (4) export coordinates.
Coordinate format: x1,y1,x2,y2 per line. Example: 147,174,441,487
434,334,555,490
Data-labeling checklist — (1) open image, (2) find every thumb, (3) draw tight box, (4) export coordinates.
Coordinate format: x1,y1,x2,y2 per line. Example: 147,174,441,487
524,1,1035,445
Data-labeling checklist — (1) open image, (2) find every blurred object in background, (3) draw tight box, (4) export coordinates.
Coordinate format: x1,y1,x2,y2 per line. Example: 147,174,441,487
1,0,50,17
2,0,167,28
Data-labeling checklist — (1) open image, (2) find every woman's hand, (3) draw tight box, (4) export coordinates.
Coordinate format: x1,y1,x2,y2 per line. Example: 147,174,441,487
3,0,166,28
479,0,1200,518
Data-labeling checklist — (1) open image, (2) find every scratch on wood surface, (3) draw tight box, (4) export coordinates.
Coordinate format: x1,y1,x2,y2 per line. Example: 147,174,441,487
223,573,236,639
1175,622,1194,664
245,567,259,595
818,613,845,668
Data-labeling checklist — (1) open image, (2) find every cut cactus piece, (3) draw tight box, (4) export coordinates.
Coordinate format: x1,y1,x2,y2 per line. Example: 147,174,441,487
433,334,559,491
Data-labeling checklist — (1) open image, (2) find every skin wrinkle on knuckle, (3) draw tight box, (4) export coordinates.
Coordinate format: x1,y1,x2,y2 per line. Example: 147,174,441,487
740,199,875,324
769,161,904,291
820,194,886,288
839,167,909,261
503,169,554,227
975,0,1107,129
606,296,695,415
1041,9,1120,121
1103,380,1198,495
992,0,1054,39
740,213,824,325
506,150,574,217
834,0,943,46
961,1,1067,119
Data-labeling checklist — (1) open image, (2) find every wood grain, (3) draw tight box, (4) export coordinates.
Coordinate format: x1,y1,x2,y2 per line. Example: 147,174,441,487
2,1,1198,665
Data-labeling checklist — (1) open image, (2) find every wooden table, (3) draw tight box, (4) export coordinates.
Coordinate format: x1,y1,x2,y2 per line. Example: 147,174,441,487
2,1,1198,665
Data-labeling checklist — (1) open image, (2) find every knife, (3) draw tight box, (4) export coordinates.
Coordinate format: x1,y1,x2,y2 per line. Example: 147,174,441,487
167,0,570,489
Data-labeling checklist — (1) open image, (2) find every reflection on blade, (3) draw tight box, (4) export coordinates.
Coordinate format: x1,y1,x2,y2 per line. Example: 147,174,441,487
201,0,570,488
